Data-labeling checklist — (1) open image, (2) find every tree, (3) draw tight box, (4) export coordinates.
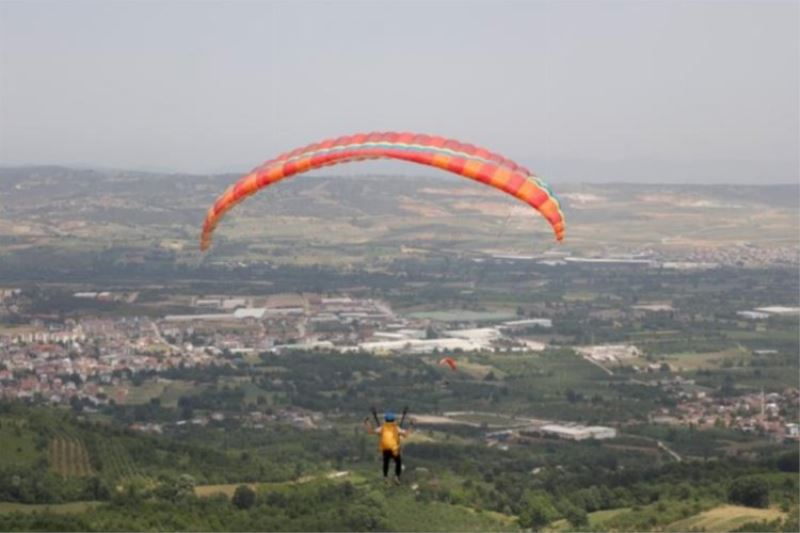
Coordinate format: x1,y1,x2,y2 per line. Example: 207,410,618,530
565,389,584,403
728,477,770,508
232,484,256,510
518,490,558,531
776,452,799,473
564,504,589,528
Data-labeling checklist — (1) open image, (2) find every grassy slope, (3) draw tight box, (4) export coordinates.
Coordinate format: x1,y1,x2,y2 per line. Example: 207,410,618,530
547,504,786,533
0,501,100,515
194,471,518,532
384,490,517,532
0,418,40,468
664,505,786,532
547,507,630,531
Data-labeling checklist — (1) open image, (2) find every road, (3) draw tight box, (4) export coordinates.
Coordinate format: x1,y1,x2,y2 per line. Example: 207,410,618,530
657,440,683,462
581,356,615,376
149,319,181,352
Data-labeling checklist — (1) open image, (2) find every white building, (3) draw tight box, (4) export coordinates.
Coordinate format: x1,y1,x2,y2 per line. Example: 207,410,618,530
737,310,770,320
754,306,800,316
222,298,247,310
575,344,641,363
539,424,593,440
444,328,501,343
536,423,617,441
372,332,410,341
273,341,335,352
233,308,267,320
353,338,479,355
74,292,98,299
585,426,617,439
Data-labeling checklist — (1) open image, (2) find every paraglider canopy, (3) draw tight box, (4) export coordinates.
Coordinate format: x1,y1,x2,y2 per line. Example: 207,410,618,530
439,357,457,371
200,132,565,250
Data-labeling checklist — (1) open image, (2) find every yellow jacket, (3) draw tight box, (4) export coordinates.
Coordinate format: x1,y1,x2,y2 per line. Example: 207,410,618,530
379,422,402,455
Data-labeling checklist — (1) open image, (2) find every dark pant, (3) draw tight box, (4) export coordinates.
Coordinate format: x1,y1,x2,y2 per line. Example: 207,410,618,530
382,450,402,477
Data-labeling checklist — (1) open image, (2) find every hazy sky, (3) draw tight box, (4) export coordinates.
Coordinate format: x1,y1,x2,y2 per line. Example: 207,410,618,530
1,0,797,183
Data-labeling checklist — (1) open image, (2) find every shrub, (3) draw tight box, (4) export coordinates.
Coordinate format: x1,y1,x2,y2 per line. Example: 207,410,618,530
728,477,770,508
232,485,256,510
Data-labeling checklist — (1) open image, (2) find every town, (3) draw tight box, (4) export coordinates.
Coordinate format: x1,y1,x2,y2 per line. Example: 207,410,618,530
1,286,797,445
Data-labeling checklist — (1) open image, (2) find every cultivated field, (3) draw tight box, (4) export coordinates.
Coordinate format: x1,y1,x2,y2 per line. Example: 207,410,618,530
97,440,140,480
49,433,93,477
664,504,786,532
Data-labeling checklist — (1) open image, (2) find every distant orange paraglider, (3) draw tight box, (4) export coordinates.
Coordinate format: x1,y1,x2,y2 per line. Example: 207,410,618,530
439,357,457,371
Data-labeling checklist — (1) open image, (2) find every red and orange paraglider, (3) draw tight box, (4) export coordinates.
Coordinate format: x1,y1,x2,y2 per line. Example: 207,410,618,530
439,357,458,372
200,132,565,250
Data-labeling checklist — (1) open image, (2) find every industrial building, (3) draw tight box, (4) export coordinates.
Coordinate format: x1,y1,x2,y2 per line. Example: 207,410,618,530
525,423,617,441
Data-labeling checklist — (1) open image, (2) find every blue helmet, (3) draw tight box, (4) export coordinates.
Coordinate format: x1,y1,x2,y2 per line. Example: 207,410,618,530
384,411,396,422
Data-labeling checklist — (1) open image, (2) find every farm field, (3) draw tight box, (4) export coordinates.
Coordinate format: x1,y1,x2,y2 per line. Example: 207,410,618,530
660,347,751,370
194,483,260,498
0,501,100,515
384,491,517,532
664,505,786,532
444,359,504,380
194,471,366,498
113,379,198,407
547,507,630,531
96,440,140,481
49,434,92,477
